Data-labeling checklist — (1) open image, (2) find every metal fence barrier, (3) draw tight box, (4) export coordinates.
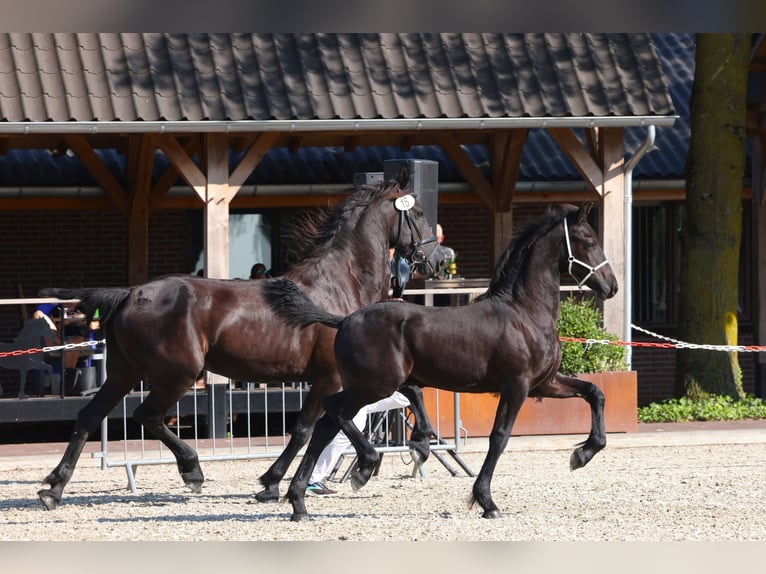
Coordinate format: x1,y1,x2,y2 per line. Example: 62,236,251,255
1,290,490,490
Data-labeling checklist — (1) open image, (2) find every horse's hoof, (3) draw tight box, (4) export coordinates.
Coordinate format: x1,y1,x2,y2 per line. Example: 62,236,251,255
38,489,60,511
255,488,279,503
186,482,203,494
570,450,587,471
482,509,502,519
290,512,307,522
409,445,428,466
350,473,367,492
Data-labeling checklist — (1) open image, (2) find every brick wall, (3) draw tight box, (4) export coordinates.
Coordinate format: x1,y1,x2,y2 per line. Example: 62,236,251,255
0,209,187,362
437,203,549,278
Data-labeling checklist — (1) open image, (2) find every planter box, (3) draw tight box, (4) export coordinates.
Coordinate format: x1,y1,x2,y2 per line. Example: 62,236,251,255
422,370,637,438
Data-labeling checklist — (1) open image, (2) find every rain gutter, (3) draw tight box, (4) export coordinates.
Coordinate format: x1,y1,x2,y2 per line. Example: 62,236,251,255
623,125,657,369
0,116,677,135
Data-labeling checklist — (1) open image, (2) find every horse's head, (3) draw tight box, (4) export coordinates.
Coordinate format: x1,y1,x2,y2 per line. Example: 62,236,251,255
387,188,438,271
561,203,618,299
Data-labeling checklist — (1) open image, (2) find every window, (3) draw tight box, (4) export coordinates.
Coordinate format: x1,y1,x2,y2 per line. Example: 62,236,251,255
188,210,273,279
632,201,752,325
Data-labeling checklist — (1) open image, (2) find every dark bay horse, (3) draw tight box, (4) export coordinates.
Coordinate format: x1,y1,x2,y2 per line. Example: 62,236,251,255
263,202,618,521
36,177,436,510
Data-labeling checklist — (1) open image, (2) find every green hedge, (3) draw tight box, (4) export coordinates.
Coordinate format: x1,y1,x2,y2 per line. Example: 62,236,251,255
637,394,766,422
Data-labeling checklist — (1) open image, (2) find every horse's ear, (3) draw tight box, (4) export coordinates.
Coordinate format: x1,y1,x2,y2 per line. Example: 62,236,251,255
396,164,411,191
578,202,594,223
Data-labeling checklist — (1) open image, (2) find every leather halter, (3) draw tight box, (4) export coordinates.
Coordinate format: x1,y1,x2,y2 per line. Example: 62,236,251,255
390,195,437,297
563,216,611,288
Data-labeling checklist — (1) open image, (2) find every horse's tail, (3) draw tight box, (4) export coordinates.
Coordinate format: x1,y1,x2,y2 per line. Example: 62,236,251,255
37,287,131,325
262,279,344,329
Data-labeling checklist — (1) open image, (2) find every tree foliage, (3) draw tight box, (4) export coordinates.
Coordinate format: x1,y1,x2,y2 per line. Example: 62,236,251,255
675,33,750,400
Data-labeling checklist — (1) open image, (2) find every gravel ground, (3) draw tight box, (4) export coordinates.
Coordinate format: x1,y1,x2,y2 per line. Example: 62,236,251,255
1,435,764,541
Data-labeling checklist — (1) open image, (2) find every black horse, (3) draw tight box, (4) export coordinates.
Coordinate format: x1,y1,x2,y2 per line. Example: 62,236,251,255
0,318,56,399
263,202,618,521
36,176,437,511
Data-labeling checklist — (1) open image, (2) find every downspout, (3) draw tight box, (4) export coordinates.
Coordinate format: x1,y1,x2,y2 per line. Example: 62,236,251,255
623,125,656,369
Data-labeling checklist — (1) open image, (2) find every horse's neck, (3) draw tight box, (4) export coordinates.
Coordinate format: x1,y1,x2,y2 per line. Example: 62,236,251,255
512,231,564,316
293,235,390,311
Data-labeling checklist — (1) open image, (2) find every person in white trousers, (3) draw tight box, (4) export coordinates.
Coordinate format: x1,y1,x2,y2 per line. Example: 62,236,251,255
306,390,411,495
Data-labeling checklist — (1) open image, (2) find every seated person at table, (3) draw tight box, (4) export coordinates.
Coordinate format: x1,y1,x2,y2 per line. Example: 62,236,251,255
34,302,100,370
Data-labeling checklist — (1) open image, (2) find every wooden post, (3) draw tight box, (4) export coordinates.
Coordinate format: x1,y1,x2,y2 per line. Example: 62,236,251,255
127,135,154,286
203,134,233,392
598,128,626,337
492,211,514,269
203,134,231,280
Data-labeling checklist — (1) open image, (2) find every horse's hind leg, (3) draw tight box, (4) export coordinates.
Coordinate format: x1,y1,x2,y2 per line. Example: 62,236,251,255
256,376,336,503
132,386,204,492
528,372,606,470
397,385,432,468
323,391,380,492
38,373,134,510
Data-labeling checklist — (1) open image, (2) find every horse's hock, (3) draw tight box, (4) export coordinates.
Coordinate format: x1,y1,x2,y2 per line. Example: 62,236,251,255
423,370,638,438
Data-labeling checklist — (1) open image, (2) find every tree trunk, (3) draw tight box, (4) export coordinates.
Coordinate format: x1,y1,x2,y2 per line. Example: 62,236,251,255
675,33,750,400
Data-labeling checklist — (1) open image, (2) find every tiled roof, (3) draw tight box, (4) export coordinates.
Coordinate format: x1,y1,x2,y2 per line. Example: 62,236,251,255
0,33,673,122
0,33,688,190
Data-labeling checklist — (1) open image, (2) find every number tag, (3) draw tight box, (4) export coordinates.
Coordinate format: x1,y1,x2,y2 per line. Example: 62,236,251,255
394,194,416,212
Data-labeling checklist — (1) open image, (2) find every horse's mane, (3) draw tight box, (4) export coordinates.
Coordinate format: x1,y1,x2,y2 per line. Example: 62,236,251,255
479,204,577,302
283,181,401,269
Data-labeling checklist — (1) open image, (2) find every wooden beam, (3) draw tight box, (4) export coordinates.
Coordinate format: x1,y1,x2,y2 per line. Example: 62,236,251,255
0,197,118,211
155,133,207,201
436,132,495,210
152,193,348,210
343,135,359,152
492,129,527,212
229,131,281,191
287,137,302,154
547,127,604,194
65,135,130,215
149,136,202,209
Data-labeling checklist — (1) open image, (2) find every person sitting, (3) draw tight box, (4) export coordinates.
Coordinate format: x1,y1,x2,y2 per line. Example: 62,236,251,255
34,301,99,394
306,390,411,496
249,263,270,280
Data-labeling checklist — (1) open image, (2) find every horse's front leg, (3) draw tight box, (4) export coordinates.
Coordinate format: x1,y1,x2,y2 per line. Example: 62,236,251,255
256,378,335,503
527,372,606,470
471,384,527,518
397,385,432,469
